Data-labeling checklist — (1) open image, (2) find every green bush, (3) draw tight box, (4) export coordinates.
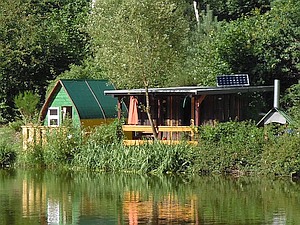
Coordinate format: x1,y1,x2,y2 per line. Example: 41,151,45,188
0,127,18,168
17,145,44,168
194,121,265,174
42,125,83,168
84,119,123,145
261,130,300,176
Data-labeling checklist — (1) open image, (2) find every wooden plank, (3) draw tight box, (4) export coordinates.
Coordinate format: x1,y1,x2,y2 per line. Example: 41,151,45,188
123,140,198,146
158,126,193,132
122,125,153,132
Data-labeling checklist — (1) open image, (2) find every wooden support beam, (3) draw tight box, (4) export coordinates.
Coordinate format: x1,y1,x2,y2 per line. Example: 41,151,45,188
117,97,122,119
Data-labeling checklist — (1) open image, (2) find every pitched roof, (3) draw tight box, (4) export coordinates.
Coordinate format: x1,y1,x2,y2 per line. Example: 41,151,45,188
256,107,294,126
40,79,118,121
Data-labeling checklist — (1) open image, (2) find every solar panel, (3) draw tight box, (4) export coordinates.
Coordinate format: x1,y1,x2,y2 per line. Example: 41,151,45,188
217,74,249,87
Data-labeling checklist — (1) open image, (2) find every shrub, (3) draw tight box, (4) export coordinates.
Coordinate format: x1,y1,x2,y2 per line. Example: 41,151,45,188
42,125,83,168
194,121,265,174
261,128,300,176
84,119,123,145
14,91,40,124
283,81,300,123
17,145,44,168
0,127,18,167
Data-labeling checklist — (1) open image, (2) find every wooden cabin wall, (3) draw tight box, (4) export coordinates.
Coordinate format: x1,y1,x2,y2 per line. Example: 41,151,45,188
43,87,80,126
133,93,250,127
199,94,247,125
159,96,191,126
134,95,191,127
134,95,158,126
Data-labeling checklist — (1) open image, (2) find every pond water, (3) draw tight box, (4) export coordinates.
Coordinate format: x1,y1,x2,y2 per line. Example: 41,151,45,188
0,169,300,225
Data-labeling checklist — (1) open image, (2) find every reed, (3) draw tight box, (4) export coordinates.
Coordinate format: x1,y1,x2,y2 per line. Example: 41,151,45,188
72,141,195,174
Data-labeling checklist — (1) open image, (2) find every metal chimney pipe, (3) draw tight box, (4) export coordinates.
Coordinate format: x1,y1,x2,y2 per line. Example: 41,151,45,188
274,79,280,108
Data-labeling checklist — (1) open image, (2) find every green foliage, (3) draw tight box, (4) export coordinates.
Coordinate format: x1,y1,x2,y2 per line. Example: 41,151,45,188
84,119,123,145
0,0,90,121
58,58,105,80
16,145,44,168
194,121,265,174
10,120,300,176
8,119,24,132
14,91,40,124
182,6,231,86
88,0,189,89
283,81,300,123
198,0,271,21
42,125,83,168
261,128,300,176
214,0,300,87
0,127,18,168
73,141,195,174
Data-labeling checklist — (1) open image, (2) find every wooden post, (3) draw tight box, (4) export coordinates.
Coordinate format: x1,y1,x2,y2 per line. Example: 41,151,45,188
22,126,28,150
195,97,200,126
191,97,195,126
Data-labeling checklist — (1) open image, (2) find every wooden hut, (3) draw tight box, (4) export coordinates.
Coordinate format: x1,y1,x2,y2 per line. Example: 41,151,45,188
104,75,273,144
40,79,118,127
22,79,119,150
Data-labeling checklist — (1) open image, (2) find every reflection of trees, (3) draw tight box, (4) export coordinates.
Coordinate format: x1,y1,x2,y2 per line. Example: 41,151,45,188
2,170,300,224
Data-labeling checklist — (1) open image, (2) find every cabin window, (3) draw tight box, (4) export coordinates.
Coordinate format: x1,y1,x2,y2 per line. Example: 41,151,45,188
48,107,59,126
62,106,72,122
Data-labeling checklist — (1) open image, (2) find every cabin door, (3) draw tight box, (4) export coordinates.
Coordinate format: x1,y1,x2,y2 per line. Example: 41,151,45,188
62,106,72,123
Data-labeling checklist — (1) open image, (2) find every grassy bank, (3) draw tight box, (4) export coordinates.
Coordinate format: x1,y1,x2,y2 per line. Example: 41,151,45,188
2,120,300,176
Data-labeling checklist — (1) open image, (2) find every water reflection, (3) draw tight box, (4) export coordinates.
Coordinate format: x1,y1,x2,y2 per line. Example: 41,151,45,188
1,169,300,225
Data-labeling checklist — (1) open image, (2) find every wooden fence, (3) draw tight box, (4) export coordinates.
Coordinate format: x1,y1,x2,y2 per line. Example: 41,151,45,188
21,126,66,150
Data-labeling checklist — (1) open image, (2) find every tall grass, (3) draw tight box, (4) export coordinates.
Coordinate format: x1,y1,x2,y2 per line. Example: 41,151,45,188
73,141,195,174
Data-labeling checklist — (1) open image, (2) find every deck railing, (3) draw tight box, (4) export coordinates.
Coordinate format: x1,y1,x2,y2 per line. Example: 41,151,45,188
21,125,67,150
122,125,198,145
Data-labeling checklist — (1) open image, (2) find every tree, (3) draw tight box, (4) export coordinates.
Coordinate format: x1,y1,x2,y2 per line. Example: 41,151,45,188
283,83,300,124
88,0,190,139
182,5,231,86
14,91,40,124
214,0,300,89
195,0,271,21
0,0,91,121
88,0,189,89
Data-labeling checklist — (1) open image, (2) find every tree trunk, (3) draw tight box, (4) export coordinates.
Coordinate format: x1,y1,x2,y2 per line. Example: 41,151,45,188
193,1,200,25
144,81,158,140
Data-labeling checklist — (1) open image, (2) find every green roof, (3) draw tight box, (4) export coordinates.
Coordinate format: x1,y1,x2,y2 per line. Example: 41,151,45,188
41,79,118,120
